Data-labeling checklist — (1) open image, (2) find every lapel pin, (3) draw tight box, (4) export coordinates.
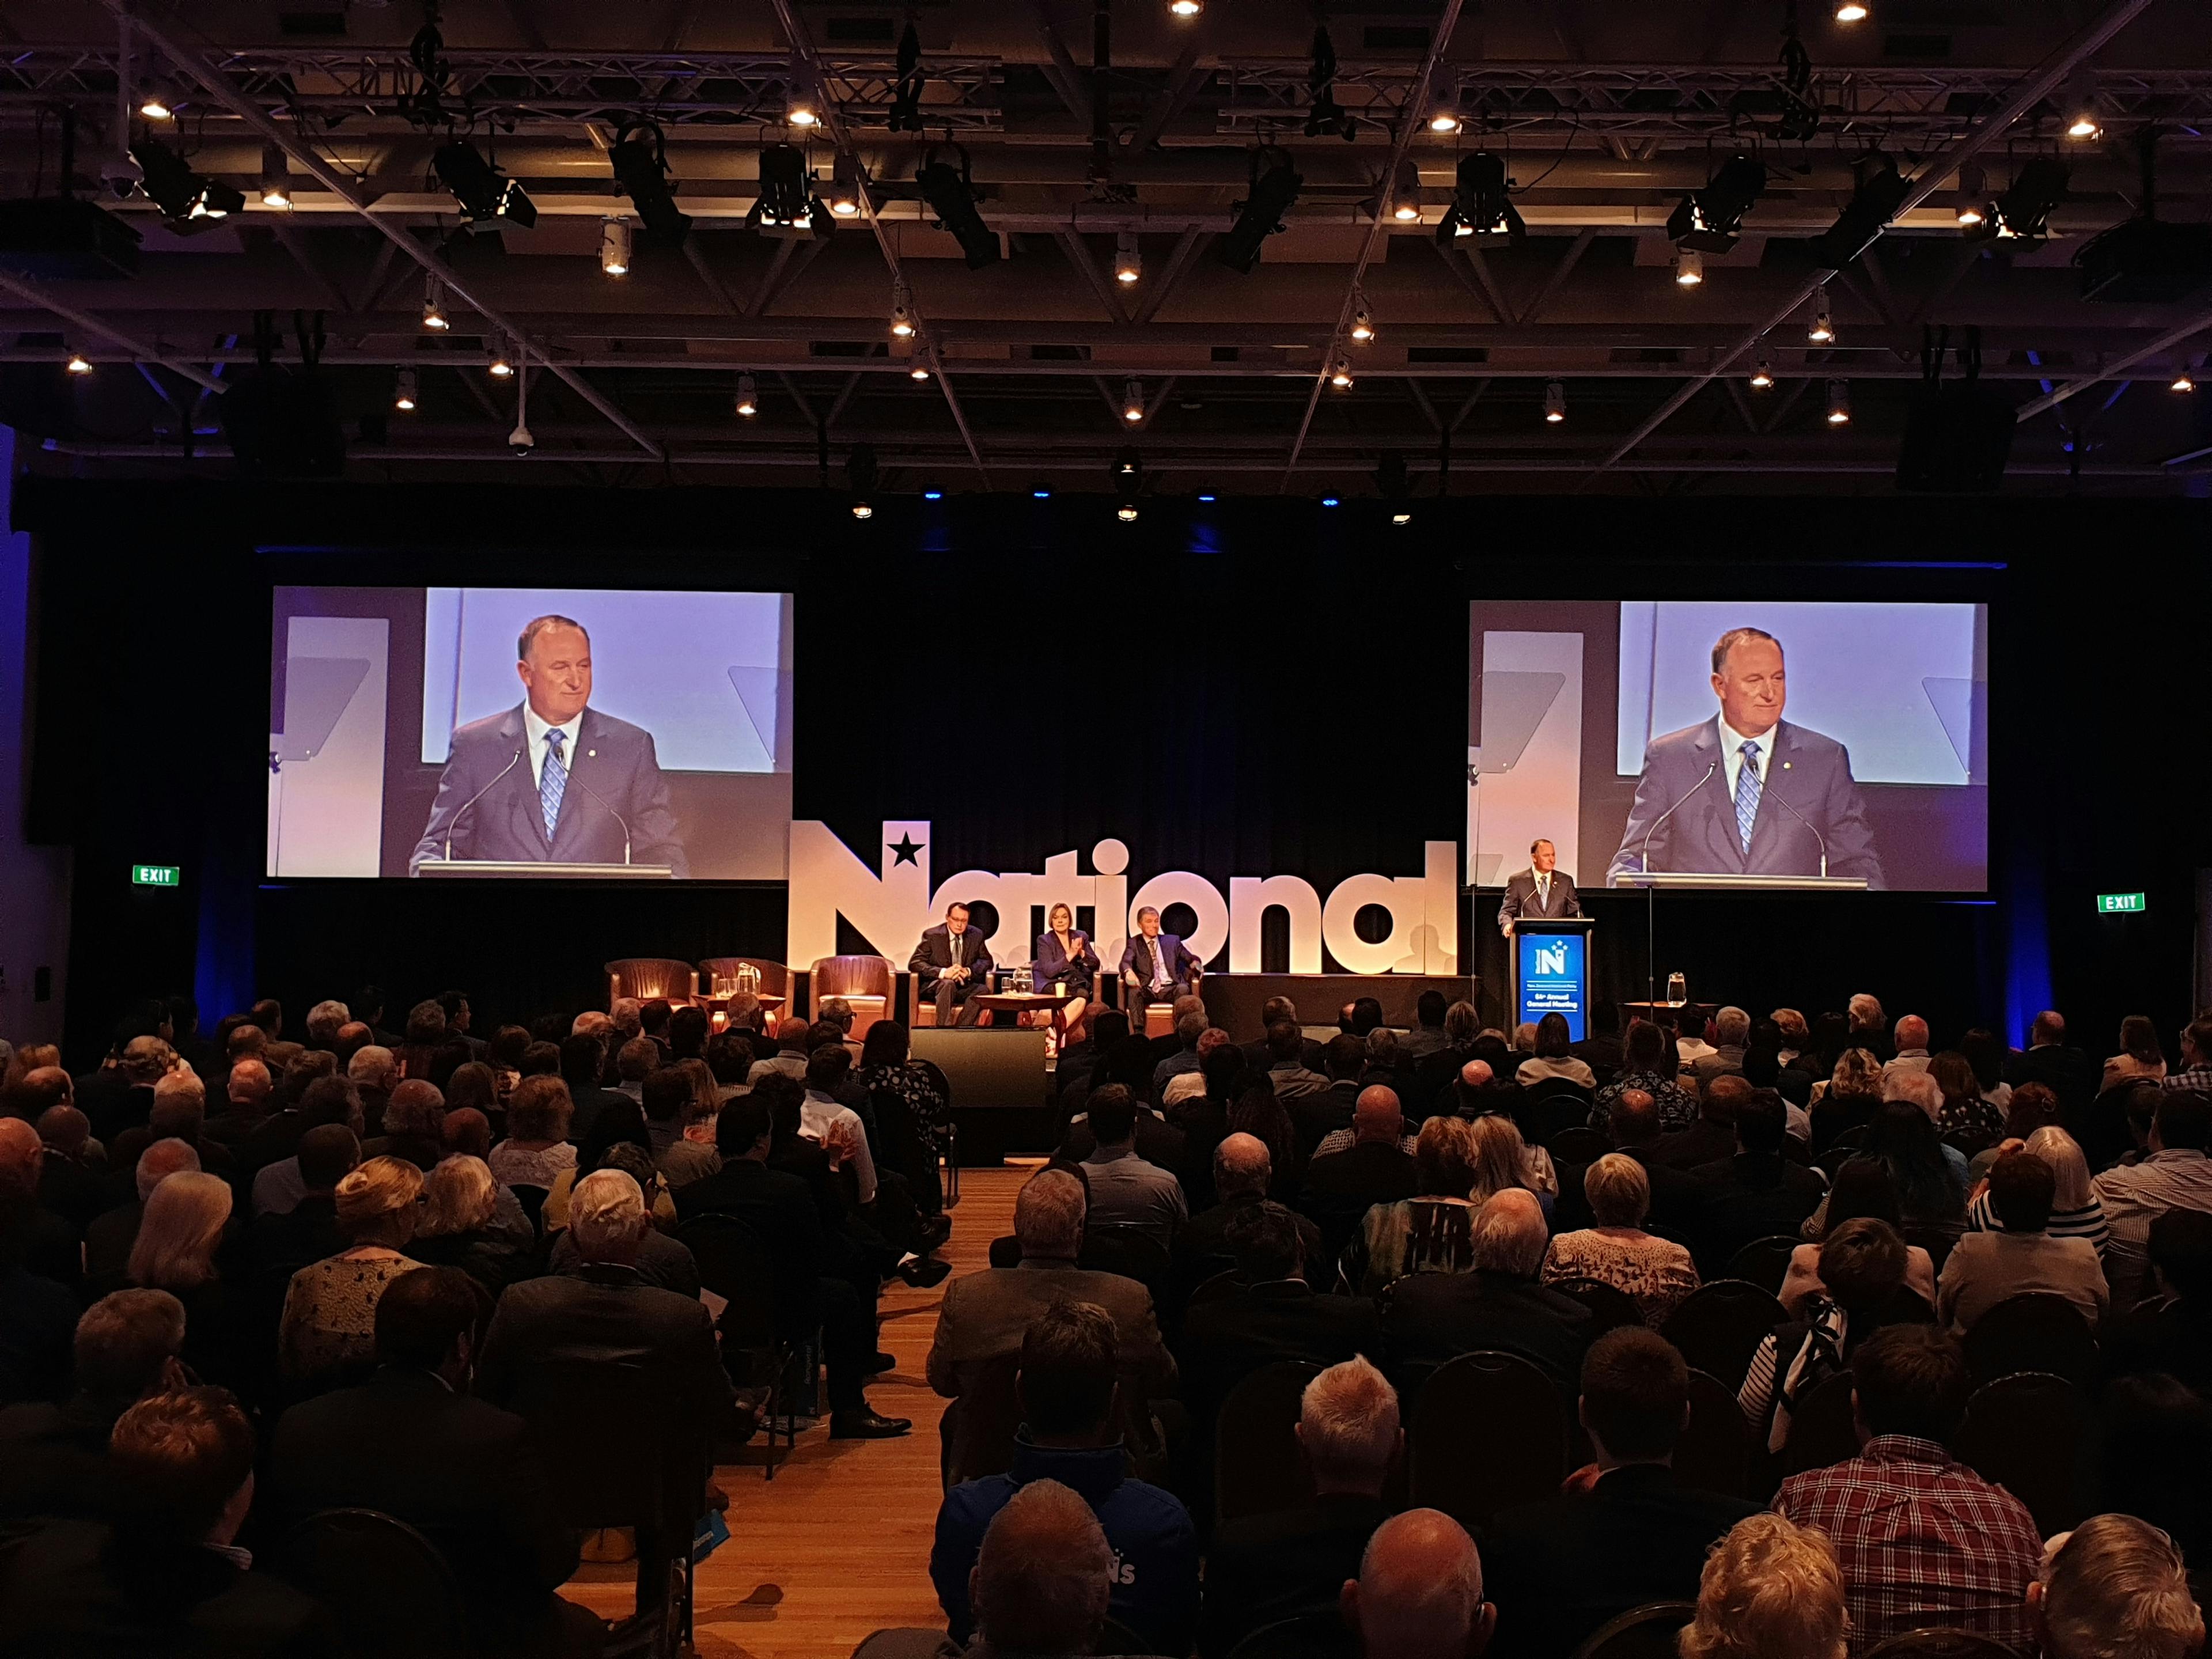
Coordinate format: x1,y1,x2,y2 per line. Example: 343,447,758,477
1782,761,1791,770
587,749,596,758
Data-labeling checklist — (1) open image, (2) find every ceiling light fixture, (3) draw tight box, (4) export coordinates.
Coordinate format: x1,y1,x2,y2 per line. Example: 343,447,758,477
829,154,863,217
259,143,294,210
910,361,931,381
785,90,819,128
1543,381,1567,423
138,78,179,122
609,117,693,246
1833,1,1868,21
1966,158,2070,247
393,368,418,410
2064,69,2102,141
1809,150,1910,268
1675,248,1705,286
1329,358,1354,389
1438,151,1525,244
1170,0,1203,16
1118,502,1140,521
849,442,879,517
1389,158,1423,222
735,373,759,417
1666,153,1767,253
1350,298,1375,343
1750,340,1775,389
1808,301,1836,344
1825,379,1851,424
422,279,449,331
1114,230,1142,285
65,350,92,376
130,137,245,230
488,340,516,378
749,142,834,236
916,142,1001,268
433,138,537,232
2172,366,2198,393
1428,108,1463,135
1123,377,1146,422
1218,145,1304,272
890,279,915,338
600,218,632,276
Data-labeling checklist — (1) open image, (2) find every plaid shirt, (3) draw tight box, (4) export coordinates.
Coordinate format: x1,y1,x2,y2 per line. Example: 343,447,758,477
1775,1435,2041,1656
2164,1065,2212,1093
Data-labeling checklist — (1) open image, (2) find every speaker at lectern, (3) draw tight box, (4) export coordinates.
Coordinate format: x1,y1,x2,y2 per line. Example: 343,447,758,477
1510,916,1597,1041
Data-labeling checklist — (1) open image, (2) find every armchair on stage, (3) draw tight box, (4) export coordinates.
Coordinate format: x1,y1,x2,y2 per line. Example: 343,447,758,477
603,958,699,1006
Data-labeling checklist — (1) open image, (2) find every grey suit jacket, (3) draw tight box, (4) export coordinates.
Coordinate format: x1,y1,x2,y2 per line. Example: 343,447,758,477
1607,715,1883,888
1498,868,1582,930
409,703,688,875
925,1260,1176,1403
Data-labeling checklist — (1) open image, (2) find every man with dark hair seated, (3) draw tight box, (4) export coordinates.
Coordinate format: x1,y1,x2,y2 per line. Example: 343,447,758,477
270,1266,600,1657
2105,1207,2212,1393
0,1386,324,1652
2095,1086,2212,1313
1684,1087,1826,1276
247,1123,358,1280
559,1033,627,1142
1074,1086,1185,1252
1775,1323,2041,1653
931,1300,1198,1655
1258,1018,1330,1103
1292,1035,1368,1157
1482,1327,1760,1657
0,1289,188,1522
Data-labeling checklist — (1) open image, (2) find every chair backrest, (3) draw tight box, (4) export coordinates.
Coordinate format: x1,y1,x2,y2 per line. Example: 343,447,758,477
1215,1360,1323,1523
1080,1226,1172,1298
675,1213,783,1349
1410,1350,1567,1531
1779,1367,1862,1477
1225,1609,1357,1659
697,956,789,998
1676,1369,1751,1499
1955,1370,2099,1537
288,1508,470,1659
1724,1235,1803,1297
504,1354,704,1537
988,1233,1022,1269
1548,1126,1612,1165
605,957,699,1006
915,1058,955,1112
1190,1267,1243,1306
810,955,893,1002
1097,1615,1162,1656
510,1182,549,1238
1964,1291,2100,1389
1545,1276,1645,1335
945,1349,1024,1489
1661,1280,1789,1385
1862,1632,2021,1658
1569,1600,1698,1659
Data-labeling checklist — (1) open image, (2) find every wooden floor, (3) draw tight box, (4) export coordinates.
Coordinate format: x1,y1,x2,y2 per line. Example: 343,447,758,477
562,1167,1024,1659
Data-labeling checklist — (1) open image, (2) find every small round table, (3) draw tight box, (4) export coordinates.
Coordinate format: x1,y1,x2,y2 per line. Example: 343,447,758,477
702,993,785,1032
968,991,1079,1050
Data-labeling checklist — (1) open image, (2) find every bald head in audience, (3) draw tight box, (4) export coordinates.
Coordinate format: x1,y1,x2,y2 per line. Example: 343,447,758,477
967,1479,1114,1659
1609,1089,1661,1146
1354,1086,1404,1145
135,1138,203,1203
1214,1133,1272,1202
0,1116,40,1195
1341,1509,1493,1659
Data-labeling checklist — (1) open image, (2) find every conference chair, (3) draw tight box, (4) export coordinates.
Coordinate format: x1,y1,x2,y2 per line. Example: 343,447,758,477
289,1508,470,1659
605,957,699,1009
1863,1634,2018,1659
941,1349,1024,1491
1568,1601,1698,1659
1724,1236,1803,1297
676,1213,805,1479
1225,1611,1357,1659
1544,1276,1644,1336
1675,1369,1752,1499
1880,1285,1938,1325
1661,1280,1788,1386
1215,1360,1323,1524
1779,1368,1862,1479
1955,1370,2099,1536
1525,1077,1596,1139
1410,1351,1566,1532
808,954,893,1039
1548,1126,1612,1166
1963,1291,2100,1390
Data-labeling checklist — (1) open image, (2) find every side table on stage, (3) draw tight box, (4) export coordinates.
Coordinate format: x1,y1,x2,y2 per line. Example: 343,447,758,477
702,993,785,1031
967,991,1078,1054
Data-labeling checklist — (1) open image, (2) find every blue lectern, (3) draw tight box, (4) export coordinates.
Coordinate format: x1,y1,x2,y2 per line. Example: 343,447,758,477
1510,916,1596,1041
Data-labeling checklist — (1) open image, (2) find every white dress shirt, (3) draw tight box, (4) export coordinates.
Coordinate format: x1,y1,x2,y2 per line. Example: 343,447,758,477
1717,714,1778,800
522,704,584,789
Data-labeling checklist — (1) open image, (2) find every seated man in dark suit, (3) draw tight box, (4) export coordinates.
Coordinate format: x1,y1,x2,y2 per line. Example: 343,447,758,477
1380,1189,1594,1394
910,902,994,1028
1176,1133,1323,1295
268,1266,599,1658
245,1123,357,1283
0,1387,324,1654
2003,1009,2100,1116
1178,1201,1382,1469
558,1032,629,1142
1483,1327,1761,1657
1241,997,1328,1078
1298,1086,1422,1274
1651,1073,1746,1171
673,1094,910,1438
0,1289,188,1524
1119,907,1202,1009
1559,1089,1700,1240
1199,1354,1398,1658
1410,1001,1483,1119
1685,1088,1827,1278
1289,1035,1366,1160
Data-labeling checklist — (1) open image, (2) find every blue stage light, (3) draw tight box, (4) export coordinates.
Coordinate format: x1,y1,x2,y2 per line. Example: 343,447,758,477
1320,495,1340,507
1031,487,1051,499
923,489,943,500
1197,492,1216,502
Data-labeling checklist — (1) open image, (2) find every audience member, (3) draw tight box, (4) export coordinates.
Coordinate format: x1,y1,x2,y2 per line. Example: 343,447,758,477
1340,1509,1494,1659
1653,1074,1749,1171
1540,1153,1699,1325
1296,1087,1420,1271
2166,1016,2212,1095
1349,1115,1481,1294
1740,1218,1911,1451
366,1071,450,1170
1775,1323,2042,1651
128,1169,252,1395
1677,1513,1849,1659
1593,1020,1696,1134
0,1288,186,1521
1937,1149,2108,1333
1484,1328,1760,1656
1175,1133,1320,1287
1781,1160,1936,1312
2094,1087,2212,1313
1516,1012,1595,1089
247,1122,357,1281
2006,1010,2099,1113
1967,1123,2109,1251
278,1154,427,1397
1692,1007,1752,1085
1074,1086,1186,1252
1380,1188,1594,1392
2033,1512,2203,1659
2103,1014,2170,1092
1685,1088,1827,1275
2104,1207,2212,1392
84,1135,200,1296
405,1154,535,1296
932,1300,1198,1652
488,1074,577,1190
1808,1047,1885,1149
0,1113,81,1292
1198,1357,1398,1657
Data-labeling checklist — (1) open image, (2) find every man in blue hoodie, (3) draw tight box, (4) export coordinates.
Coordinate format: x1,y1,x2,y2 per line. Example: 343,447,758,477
931,1299,1199,1654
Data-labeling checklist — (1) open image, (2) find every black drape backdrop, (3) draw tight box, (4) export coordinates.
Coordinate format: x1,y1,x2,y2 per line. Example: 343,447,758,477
17,478,2210,1065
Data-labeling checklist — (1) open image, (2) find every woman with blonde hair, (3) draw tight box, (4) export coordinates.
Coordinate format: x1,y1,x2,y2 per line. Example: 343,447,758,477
406,1154,533,1294
1541,1153,1699,1324
279,1154,426,1396
1967,1124,2110,1253
128,1170,251,1391
1679,1513,1849,1659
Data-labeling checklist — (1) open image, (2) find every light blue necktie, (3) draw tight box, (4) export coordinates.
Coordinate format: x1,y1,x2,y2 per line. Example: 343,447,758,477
1734,739,1762,853
540,728,568,842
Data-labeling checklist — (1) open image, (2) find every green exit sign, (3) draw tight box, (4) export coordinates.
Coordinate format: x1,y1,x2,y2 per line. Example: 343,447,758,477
2096,891,2146,914
131,864,181,888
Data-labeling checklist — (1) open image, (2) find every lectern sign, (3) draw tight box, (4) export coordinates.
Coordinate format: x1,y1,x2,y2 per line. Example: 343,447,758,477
1513,923,1589,1041
2096,891,2146,914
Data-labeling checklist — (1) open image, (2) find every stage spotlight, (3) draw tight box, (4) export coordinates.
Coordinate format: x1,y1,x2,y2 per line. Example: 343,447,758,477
1666,153,1767,253
852,501,874,520
489,347,515,379
1967,158,2069,247
1675,248,1705,286
1115,230,1142,285
890,279,915,338
422,280,449,331
849,442,880,518
1808,150,1908,268
1956,162,1987,228
1825,379,1851,425
1117,502,1140,521
1749,340,1775,389
735,373,759,417
2064,69,2101,142
916,143,1001,268
1218,146,1303,272
259,144,294,210
65,350,91,376
1808,301,1835,344
130,137,245,229
1437,151,1524,244
1390,159,1422,222
433,138,537,232
610,118,692,244
1169,0,1202,16
1304,28,1351,140
785,90,819,129
1350,298,1375,343
1031,484,1052,498
600,218,631,276
910,361,931,381
750,143,832,236
138,78,179,122
1328,358,1354,389
1123,378,1145,422
829,155,863,218
1834,1,1868,21
1543,381,1566,423
393,368,418,411
1429,108,1463,135
2172,366,2197,393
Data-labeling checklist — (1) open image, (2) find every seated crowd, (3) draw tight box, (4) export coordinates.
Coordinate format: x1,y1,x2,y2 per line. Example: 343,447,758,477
2,985,2210,1659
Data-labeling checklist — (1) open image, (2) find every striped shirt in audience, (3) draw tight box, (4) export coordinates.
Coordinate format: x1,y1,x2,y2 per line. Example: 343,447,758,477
1962,1190,2110,1255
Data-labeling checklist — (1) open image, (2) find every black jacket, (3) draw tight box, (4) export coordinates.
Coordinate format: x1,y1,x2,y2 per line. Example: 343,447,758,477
2004,1042,2099,1113
1380,1270,1594,1395
0,1520,327,1657
1175,1194,1326,1294
1287,1084,1359,1159
1199,1493,1391,1658
672,1158,825,1338
1177,1279,1382,1444
1482,1464,1762,1658
1685,1152,1827,1277
476,1263,733,1433
1296,1142,1421,1272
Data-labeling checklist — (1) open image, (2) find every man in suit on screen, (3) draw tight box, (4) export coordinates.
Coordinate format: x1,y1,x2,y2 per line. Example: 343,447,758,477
1607,626,1882,889
1498,839,1582,936
409,614,688,876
